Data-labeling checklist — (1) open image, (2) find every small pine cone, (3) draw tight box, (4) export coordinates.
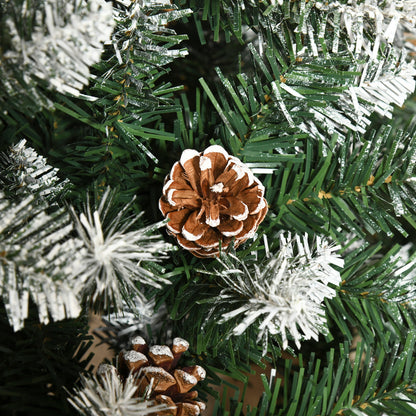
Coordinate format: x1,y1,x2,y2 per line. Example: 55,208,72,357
159,145,268,257
115,336,206,416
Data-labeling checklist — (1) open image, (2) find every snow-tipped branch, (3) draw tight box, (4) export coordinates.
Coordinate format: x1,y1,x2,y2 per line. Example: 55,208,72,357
0,191,86,330
3,0,114,100
70,188,173,311
0,139,70,200
68,365,168,416
209,233,343,352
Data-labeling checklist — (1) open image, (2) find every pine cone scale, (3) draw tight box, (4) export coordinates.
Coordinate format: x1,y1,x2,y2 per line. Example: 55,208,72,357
217,219,243,237
143,367,176,393
182,211,209,241
239,190,265,213
168,189,201,209
234,218,255,241
223,196,248,220
196,227,226,248
214,168,238,190
173,369,198,393
205,200,220,227
199,162,215,191
203,147,228,177
177,403,201,416
180,150,202,193
176,234,201,251
159,197,178,215
154,395,177,416
166,209,192,234
228,174,252,195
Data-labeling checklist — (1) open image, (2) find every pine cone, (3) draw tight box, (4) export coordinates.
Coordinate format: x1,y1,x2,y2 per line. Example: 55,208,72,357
159,145,268,257
102,336,206,416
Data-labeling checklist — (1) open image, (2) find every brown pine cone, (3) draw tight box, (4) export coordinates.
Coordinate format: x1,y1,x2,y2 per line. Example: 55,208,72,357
106,336,206,416
159,145,268,257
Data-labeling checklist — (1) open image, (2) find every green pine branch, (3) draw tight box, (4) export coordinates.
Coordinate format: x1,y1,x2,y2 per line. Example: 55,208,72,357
273,123,416,242
326,241,416,348
208,334,416,415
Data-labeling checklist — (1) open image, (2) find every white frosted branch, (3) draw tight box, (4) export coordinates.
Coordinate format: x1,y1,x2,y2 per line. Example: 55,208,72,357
68,368,168,416
0,192,86,331
5,0,114,97
71,188,173,310
214,233,343,352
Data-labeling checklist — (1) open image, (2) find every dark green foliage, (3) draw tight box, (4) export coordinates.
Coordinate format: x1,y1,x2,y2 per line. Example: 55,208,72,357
0,0,53,117
0,302,93,416
327,241,416,347
273,124,416,243
208,335,416,415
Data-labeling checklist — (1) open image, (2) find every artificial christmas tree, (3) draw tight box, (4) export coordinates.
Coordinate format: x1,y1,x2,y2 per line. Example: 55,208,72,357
2,0,416,415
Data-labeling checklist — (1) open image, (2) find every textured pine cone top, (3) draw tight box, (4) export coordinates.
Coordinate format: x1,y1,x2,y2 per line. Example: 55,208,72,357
99,336,206,416
159,145,268,257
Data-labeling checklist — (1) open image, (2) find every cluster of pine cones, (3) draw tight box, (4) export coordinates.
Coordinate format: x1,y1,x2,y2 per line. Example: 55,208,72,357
99,336,206,416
